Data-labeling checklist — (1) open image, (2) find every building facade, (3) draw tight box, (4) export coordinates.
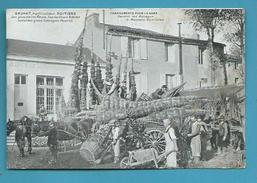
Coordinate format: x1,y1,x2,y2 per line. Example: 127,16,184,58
78,13,236,96
7,39,104,120
7,13,242,120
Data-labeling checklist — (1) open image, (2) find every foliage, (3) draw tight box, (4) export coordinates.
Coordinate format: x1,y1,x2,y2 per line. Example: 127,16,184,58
90,57,96,105
128,71,137,101
185,9,228,42
69,36,83,112
80,61,88,110
95,61,104,103
185,9,234,86
104,55,113,93
223,9,245,82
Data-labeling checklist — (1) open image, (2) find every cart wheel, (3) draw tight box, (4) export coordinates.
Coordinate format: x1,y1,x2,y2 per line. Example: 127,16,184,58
120,157,130,169
144,130,166,154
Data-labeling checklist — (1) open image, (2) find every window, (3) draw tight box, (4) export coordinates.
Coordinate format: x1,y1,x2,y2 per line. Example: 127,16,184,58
46,77,54,85
128,38,148,60
198,48,203,64
235,78,239,84
132,39,140,59
55,89,63,112
140,39,148,60
17,102,23,106
165,43,177,63
46,88,54,113
121,37,128,56
15,75,20,84
14,74,27,85
165,74,175,89
56,78,63,86
36,77,44,85
234,62,238,69
36,76,63,114
36,88,44,113
199,78,208,88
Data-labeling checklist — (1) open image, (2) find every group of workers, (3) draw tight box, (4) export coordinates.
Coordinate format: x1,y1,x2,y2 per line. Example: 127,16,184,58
37,101,233,168
108,114,232,168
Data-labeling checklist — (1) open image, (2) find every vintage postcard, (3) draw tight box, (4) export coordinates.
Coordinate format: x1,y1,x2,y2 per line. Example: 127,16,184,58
6,8,245,169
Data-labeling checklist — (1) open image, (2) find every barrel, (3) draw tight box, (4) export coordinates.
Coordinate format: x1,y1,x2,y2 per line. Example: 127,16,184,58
80,140,104,163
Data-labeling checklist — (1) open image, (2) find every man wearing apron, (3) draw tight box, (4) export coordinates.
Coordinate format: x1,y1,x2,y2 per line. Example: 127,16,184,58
111,119,121,164
188,116,201,163
163,119,178,168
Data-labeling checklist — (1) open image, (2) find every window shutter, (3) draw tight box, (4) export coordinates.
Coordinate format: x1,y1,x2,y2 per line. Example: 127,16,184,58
120,37,128,56
133,39,140,59
168,44,176,63
140,39,148,60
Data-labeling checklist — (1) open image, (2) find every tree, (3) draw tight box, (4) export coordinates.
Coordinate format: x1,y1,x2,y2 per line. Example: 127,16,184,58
69,35,83,112
69,11,89,112
224,10,244,58
223,9,244,82
128,59,137,101
121,56,128,98
95,60,104,93
90,56,96,105
128,71,137,101
80,61,88,110
185,9,228,85
104,54,113,93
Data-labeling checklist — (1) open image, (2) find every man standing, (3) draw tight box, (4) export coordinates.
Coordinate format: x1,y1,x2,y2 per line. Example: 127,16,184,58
187,116,201,163
39,122,58,165
217,116,230,155
39,104,47,122
163,119,178,168
199,119,208,161
47,122,58,165
111,119,121,164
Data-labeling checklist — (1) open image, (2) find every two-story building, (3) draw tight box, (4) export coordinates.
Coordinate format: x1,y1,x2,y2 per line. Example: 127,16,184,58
77,13,228,96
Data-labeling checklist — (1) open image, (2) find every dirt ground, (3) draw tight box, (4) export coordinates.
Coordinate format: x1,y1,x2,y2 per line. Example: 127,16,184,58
7,145,245,169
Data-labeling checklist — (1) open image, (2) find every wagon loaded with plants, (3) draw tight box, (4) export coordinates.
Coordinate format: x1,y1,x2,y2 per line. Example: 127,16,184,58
75,92,211,168
72,82,243,168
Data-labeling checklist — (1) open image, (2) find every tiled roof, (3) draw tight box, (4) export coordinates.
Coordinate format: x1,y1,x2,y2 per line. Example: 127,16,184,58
104,23,226,47
7,39,105,64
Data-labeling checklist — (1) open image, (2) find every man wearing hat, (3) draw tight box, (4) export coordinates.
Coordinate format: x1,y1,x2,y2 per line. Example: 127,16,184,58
42,121,58,165
217,115,230,155
163,118,178,168
187,116,202,163
110,119,121,164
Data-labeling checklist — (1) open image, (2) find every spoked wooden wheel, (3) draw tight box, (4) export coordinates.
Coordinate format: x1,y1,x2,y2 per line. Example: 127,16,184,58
144,130,166,154
120,157,130,169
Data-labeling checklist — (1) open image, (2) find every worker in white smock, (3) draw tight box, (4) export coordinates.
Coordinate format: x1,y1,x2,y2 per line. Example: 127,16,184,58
111,119,121,164
163,119,178,168
187,116,202,163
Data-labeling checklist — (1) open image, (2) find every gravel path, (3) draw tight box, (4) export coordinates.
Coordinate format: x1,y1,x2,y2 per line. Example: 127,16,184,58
7,145,245,169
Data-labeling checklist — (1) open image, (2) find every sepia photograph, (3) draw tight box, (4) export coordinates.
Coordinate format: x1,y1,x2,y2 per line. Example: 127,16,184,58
6,8,245,169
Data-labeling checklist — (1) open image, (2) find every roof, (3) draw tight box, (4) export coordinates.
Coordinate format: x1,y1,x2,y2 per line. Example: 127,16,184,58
105,23,225,47
7,39,105,64
74,13,226,48
225,54,242,63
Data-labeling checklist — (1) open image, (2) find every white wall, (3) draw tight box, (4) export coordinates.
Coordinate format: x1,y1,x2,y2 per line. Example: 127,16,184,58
7,56,74,120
